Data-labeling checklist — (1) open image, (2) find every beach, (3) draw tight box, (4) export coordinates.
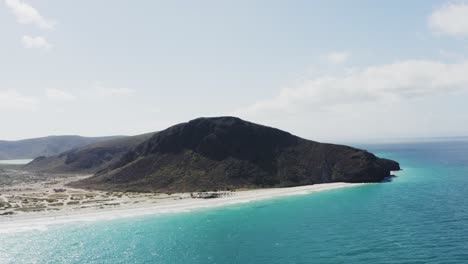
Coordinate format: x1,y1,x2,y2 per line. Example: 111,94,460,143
0,170,365,233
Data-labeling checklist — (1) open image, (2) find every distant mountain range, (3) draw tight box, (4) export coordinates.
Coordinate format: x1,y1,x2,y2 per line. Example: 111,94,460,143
0,135,123,160
24,133,155,174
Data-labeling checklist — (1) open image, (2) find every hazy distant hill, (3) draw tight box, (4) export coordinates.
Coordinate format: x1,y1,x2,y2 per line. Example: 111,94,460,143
24,133,155,174
70,117,400,192
0,135,122,160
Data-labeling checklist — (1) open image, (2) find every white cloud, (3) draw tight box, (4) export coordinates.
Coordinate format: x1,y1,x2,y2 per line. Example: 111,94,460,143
45,88,75,102
324,52,350,64
22,35,52,50
429,3,468,36
94,86,135,96
236,60,468,118
438,50,466,60
4,0,55,30
0,90,39,111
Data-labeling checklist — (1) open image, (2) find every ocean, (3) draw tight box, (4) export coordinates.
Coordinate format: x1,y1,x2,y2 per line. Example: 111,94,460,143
1,141,468,263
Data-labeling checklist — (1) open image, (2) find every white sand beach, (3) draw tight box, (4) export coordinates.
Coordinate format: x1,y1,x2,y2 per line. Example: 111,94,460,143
0,173,367,233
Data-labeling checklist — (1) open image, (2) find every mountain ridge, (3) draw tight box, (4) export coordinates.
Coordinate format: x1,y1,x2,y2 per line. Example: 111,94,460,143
24,133,155,174
69,117,400,192
0,135,123,160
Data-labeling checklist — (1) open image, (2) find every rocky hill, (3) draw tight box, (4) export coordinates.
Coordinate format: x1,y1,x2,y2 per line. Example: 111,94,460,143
69,117,400,192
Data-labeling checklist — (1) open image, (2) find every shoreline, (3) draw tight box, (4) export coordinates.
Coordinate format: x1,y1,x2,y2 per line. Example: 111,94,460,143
0,182,367,233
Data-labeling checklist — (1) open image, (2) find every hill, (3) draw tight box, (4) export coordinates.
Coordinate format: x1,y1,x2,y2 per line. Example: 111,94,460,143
23,133,155,174
69,117,400,192
0,135,122,160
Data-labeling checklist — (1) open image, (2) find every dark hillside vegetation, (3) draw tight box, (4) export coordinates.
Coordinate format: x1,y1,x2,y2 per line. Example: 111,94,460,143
69,117,399,192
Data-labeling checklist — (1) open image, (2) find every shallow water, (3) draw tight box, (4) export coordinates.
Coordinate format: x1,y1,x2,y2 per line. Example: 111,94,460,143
1,142,468,263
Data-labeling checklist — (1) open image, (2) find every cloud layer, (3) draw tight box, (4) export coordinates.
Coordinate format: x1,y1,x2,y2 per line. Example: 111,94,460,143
45,89,75,102
22,35,52,50
429,3,468,36
94,87,135,97
324,52,350,64
4,0,55,30
237,60,468,118
0,90,38,111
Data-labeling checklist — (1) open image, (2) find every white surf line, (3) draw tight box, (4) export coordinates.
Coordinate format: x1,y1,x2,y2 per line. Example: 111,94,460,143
0,182,368,234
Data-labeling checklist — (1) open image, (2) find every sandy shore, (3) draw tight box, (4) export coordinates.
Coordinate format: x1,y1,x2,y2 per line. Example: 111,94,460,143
0,171,367,233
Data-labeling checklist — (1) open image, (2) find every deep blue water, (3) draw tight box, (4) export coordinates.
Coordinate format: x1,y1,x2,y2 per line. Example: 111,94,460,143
2,141,468,263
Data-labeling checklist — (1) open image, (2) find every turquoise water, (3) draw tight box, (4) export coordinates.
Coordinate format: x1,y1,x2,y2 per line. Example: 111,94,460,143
2,141,468,263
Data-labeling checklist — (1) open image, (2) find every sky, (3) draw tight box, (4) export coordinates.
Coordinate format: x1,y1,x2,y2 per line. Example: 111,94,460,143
1,0,468,142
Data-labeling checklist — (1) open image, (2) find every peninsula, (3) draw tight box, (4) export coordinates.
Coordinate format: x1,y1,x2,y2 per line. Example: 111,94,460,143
0,117,400,226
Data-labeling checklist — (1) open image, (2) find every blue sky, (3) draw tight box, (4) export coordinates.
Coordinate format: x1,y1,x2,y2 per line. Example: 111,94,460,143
1,0,468,141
